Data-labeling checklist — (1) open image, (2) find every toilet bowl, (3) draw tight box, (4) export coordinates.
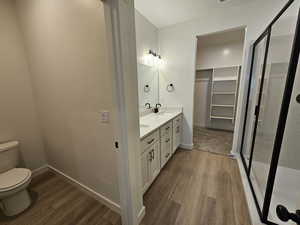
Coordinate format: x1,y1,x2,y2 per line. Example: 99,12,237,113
0,141,32,216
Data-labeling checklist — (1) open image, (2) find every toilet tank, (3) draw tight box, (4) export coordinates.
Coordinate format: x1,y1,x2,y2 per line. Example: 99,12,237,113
0,141,20,173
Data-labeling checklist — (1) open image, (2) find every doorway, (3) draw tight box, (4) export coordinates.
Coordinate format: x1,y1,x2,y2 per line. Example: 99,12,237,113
193,28,245,156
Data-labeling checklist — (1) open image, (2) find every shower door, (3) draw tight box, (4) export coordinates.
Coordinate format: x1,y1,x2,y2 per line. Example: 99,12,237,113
273,57,300,225
240,0,300,224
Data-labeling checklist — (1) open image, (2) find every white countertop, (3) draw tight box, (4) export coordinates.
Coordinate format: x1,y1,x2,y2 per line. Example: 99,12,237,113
139,108,183,139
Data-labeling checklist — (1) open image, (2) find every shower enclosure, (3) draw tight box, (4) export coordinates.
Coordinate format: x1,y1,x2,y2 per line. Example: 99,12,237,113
240,0,300,224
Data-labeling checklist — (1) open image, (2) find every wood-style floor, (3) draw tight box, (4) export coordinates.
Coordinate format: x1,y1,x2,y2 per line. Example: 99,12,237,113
1,150,251,225
193,127,233,155
0,171,121,225
141,149,252,225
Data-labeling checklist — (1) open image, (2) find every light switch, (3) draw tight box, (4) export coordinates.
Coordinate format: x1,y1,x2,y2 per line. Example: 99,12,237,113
100,111,110,123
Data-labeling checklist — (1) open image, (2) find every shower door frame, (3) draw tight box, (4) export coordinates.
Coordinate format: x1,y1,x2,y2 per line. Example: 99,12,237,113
240,0,300,224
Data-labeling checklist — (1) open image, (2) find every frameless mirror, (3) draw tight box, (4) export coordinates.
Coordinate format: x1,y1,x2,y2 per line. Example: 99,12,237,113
137,63,159,112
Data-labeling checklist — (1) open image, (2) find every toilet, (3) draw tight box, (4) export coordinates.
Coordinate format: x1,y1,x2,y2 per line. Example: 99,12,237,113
0,141,32,217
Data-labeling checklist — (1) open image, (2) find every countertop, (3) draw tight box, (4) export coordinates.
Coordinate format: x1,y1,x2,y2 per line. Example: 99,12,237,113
139,108,183,139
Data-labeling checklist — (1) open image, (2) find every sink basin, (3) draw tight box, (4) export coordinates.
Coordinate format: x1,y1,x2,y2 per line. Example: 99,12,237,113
157,112,173,116
140,124,150,128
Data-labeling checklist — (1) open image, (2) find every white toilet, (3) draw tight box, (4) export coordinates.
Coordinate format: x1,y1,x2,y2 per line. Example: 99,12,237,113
0,141,32,217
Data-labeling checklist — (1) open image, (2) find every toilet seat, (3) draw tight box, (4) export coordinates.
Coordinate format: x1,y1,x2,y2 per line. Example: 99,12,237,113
0,168,31,192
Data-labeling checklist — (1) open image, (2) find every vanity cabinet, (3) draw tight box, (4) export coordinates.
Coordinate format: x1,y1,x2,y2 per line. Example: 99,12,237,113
160,121,172,168
172,115,182,153
140,113,182,193
141,136,161,193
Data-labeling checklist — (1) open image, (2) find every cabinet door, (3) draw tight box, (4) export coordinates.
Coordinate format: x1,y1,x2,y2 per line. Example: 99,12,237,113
149,142,161,182
141,150,151,193
161,136,172,168
173,116,182,153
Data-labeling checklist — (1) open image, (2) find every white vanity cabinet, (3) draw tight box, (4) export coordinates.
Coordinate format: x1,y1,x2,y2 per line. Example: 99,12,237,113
140,113,182,193
160,121,172,168
172,115,182,153
140,131,161,193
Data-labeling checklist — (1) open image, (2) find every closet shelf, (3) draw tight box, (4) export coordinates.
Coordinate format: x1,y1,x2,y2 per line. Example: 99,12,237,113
213,77,237,81
209,65,240,126
212,104,234,108
212,92,235,95
210,116,233,120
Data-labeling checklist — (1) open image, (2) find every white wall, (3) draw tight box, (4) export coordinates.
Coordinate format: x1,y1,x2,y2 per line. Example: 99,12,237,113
16,0,120,205
158,0,288,149
0,0,46,170
135,10,158,65
135,10,159,112
193,80,209,127
197,41,244,69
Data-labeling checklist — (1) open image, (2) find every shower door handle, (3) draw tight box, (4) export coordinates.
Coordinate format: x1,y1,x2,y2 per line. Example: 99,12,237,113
276,205,300,225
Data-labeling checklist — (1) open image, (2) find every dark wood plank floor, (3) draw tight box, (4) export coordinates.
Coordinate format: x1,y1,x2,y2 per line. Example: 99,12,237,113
0,171,121,225
141,149,252,225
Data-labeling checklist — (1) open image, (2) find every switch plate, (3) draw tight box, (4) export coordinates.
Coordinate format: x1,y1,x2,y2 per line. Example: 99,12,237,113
100,111,110,123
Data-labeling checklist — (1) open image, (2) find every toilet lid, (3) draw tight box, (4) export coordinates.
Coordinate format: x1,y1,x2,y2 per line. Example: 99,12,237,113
0,168,31,192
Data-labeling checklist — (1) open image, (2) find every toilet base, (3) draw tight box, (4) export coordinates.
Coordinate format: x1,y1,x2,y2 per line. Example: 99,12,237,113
0,189,31,217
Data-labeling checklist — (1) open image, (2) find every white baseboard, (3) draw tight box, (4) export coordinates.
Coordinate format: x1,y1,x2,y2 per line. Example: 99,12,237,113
32,165,49,178
137,206,146,224
47,165,121,214
180,143,194,150
236,156,264,225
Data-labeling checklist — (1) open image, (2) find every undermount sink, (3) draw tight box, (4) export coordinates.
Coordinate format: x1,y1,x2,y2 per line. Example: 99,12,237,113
156,112,173,116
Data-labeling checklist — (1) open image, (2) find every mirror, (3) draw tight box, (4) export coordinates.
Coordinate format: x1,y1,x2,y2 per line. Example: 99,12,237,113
137,63,159,112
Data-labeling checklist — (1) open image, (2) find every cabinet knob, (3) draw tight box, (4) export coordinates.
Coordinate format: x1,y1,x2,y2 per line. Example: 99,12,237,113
147,138,155,144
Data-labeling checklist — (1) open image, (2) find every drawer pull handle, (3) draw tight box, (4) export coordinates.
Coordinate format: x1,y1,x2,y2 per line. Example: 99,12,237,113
149,152,152,161
165,153,170,158
147,138,155,144
149,150,154,161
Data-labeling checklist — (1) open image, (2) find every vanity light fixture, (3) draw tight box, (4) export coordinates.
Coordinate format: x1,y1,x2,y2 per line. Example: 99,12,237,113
147,49,163,68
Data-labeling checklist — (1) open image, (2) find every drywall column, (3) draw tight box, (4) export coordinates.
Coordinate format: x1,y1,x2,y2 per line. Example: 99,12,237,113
104,0,145,225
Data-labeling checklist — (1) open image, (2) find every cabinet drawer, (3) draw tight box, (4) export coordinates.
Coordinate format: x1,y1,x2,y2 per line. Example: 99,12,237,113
173,114,182,127
160,121,172,138
141,130,159,152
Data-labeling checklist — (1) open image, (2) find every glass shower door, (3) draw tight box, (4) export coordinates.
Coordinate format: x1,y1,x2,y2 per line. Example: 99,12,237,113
272,57,300,225
240,0,300,224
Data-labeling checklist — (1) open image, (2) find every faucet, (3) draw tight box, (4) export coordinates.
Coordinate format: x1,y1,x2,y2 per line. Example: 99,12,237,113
145,103,151,109
153,103,162,113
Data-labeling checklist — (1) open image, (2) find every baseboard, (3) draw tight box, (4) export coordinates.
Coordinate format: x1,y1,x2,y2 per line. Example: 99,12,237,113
180,143,194,150
236,156,264,225
32,165,49,178
137,206,146,224
47,165,121,214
